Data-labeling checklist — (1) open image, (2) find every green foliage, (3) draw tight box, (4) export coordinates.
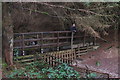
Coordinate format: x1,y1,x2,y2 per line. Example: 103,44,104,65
105,46,113,50
84,2,91,7
87,72,97,78
42,63,80,78
96,61,101,66
41,12,49,15
6,60,47,78
0,58,2,64
6,60,80,78
2,62,8,68
13,48,19,61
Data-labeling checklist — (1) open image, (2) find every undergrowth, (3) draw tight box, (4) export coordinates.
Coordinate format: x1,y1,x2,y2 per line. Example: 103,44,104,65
6,60,80,78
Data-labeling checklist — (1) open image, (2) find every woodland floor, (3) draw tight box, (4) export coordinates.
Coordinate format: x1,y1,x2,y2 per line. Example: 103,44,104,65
74,30,119,78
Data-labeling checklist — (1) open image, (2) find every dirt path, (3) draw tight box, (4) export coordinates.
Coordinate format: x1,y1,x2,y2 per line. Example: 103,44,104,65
73,30,119,78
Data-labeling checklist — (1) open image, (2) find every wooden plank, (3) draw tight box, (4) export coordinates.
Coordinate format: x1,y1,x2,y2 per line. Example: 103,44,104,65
15,55,34,59
14,42,70,49
14,36,88,43
17,59,34,63
14,31,71,35
42,42,69,47
25,62,34,65
77,46,94,50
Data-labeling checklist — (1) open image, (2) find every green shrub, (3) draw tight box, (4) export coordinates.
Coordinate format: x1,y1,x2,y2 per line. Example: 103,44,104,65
6,60,80,78
87,72,97,78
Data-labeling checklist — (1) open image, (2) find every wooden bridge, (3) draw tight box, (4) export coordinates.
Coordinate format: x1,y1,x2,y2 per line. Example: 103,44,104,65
14,31,96,52
13,31,97,63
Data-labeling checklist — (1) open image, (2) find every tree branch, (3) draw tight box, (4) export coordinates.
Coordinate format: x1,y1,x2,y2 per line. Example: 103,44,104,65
40,2,114,17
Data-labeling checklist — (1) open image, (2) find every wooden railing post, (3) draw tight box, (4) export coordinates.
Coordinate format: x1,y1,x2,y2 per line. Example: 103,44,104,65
22,34,25,55
41,33,44,53
57,32,59,51
37,34,40,53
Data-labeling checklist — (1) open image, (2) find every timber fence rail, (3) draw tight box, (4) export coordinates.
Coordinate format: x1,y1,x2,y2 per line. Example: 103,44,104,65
15,49,76,67
14,31,97,53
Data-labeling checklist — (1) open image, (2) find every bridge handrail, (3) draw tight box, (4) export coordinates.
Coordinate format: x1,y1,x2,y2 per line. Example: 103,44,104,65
14,31,71,35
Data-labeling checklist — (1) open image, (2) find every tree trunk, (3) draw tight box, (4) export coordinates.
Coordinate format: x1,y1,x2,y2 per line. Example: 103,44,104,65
2,3,13,66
